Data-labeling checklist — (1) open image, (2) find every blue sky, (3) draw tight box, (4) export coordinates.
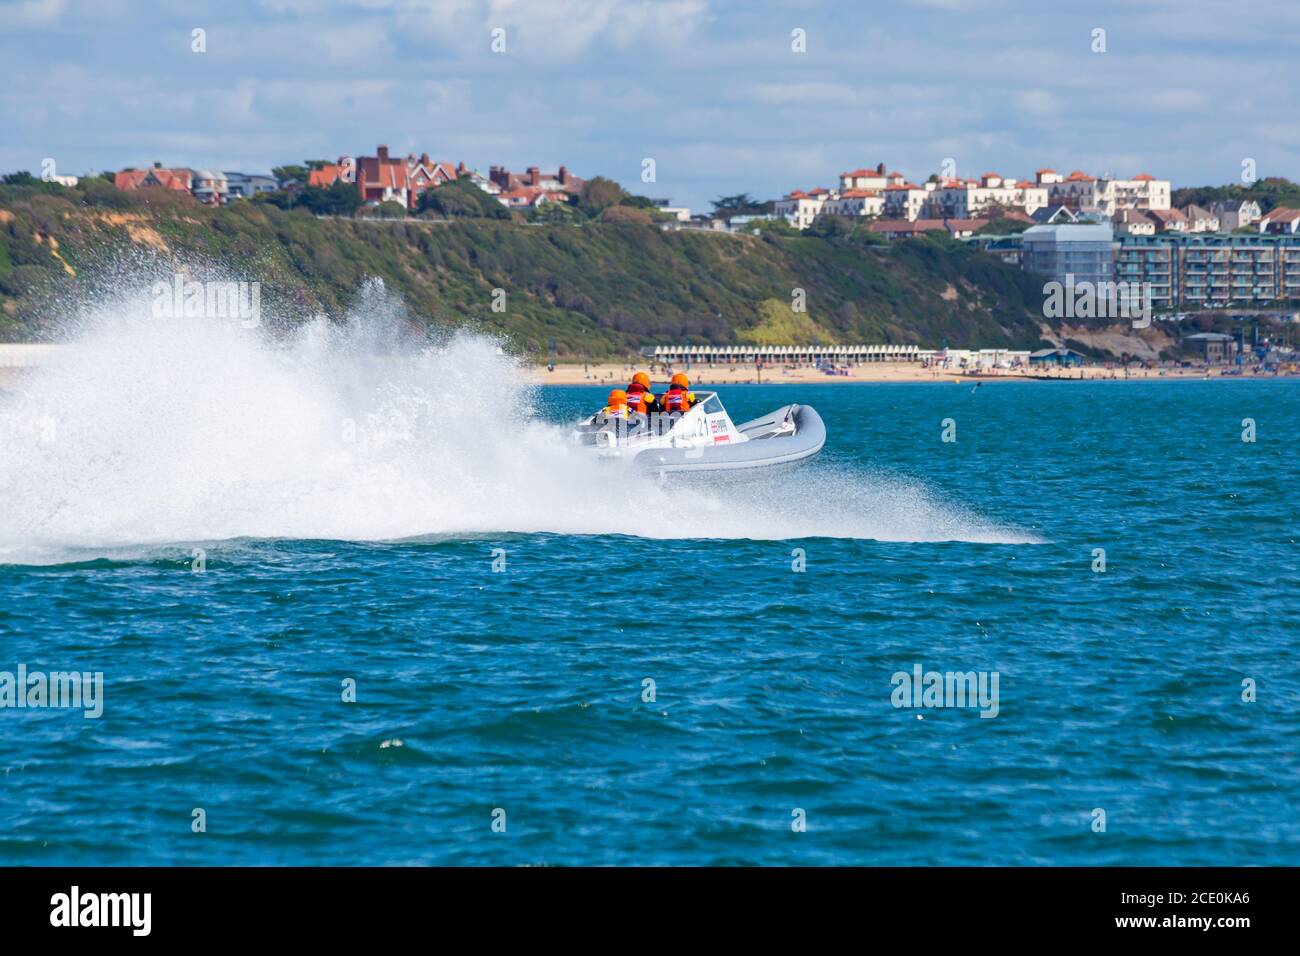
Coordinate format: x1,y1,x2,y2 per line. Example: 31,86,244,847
2,0,1298,213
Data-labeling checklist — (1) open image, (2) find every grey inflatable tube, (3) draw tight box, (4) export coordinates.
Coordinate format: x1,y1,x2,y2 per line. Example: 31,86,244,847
632,404,825,473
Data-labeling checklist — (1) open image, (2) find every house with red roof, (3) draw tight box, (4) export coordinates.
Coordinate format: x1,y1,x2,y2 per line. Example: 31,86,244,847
114,164,194,194
308,160,352,188
1259,207,1300,234
406,154,465,210
1144,208,1190,232
488,164,584,200
313,150,464,210
355,145,409,207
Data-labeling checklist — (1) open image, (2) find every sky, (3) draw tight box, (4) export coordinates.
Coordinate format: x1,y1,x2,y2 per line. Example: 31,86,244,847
2,0,1298,214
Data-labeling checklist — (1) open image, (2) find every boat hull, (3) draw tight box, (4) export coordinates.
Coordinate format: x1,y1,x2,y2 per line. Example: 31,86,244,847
631,404,825,474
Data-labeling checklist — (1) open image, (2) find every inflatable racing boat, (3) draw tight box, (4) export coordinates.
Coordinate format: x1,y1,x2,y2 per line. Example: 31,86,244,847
571,391,825,474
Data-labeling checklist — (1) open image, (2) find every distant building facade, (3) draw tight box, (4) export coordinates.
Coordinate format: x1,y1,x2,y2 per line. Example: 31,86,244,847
1020,223,1116,288
1116,233,1300,309
488,164,585,199
114,164,194,193
1183,332,1238,364
1040,170,1171,214
1209,200,1261,231
224,172,277,198
191,169,229,205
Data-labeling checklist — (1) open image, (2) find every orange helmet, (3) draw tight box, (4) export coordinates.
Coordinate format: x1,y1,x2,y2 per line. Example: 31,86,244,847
670,372,689,388
632,371,650,388
607,388,628,405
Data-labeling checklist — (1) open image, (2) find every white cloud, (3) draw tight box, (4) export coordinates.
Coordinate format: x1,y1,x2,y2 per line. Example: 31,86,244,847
1015,89,1062,115
391,0,707,59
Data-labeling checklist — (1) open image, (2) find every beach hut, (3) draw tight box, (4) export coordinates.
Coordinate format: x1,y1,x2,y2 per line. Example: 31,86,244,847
1028,347,1086,368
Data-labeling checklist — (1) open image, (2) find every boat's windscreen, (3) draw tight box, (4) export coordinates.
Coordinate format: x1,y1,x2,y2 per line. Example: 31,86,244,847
698,393,724,415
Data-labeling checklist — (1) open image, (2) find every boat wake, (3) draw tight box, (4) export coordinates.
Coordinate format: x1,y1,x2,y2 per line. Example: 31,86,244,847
0,279,1037,564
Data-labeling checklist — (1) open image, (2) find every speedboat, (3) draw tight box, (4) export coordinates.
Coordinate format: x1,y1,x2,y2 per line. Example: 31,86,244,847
571,390,825,474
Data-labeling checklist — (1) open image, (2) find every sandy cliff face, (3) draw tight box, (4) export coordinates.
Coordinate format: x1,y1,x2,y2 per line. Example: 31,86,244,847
1038,321,1175,360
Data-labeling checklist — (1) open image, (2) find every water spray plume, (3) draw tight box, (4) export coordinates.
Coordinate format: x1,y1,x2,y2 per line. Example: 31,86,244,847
0,276,1036,564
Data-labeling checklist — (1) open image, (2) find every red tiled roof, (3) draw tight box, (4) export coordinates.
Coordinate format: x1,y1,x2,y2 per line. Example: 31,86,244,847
1263,207,1300,222
1132,173,1156,181
309,164,344,187
115,167,192,191
357,153,408,192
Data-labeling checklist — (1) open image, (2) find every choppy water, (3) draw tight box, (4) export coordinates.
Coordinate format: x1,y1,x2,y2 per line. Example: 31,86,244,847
1,312,1297,864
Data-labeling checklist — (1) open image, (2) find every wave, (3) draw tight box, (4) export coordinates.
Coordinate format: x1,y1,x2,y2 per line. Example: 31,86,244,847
0,277,1036,564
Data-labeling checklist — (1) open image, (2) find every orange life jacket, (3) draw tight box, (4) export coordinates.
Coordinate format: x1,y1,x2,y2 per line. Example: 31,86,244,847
601,404,629,419
625,383,652,413
661,386,691,412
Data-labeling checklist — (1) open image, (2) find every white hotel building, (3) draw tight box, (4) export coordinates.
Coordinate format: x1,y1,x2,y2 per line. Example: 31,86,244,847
1037,169,1171,215
776,164,1172,230
924,173,1050,219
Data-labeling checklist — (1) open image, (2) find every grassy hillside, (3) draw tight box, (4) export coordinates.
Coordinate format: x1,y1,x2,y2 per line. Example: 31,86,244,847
0,179,1060,357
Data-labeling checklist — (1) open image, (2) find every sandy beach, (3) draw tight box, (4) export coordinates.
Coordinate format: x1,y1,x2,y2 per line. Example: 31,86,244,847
3,353,1294,393
522,361,1299,386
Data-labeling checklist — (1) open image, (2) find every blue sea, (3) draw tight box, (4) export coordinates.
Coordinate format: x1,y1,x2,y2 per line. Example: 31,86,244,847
2,369,1298,865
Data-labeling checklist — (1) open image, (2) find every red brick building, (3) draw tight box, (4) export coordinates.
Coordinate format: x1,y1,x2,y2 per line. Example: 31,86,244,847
488,164,584,199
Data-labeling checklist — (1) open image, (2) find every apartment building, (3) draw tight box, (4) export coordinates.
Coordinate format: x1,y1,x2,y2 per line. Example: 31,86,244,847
838,163,906,192
1115,233,1300,309
1020,223,1116,289
883,182,931,221
927,173,1049,219
774,187,833,228
822,189,884,218
1040,169,1171,215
